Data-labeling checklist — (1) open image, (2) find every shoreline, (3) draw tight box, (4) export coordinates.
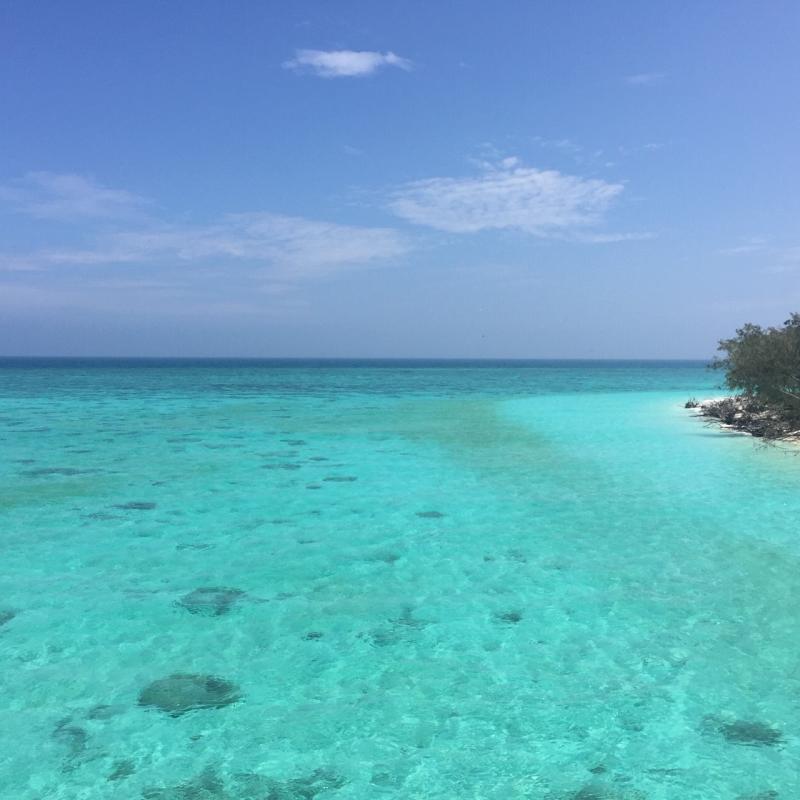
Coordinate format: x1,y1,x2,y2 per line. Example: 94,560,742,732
687,396,800,446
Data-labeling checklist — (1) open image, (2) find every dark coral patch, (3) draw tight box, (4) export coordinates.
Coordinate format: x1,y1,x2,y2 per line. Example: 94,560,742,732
393,606,427,630
416,510,444,518
736,792,779,800
86,704,125,720
23,467,84,477
143,767,225,799
0,609,17,627
107,758,135,782
362,628,401,647
365,551,400,564
719,720,783,747
51,718,88,770
263,767,346,799
178,587,246,617
572,789,605,800
138,674,241,716
568,786,645,800
143,766,345,800
495,611,523,624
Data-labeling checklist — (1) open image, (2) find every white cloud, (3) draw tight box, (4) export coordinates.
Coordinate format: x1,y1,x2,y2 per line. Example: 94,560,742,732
283,49,412,78
531,136,583,155
718,237,768,256
624,72,666,87
0,172,148,220
1,209,408,280
575,231,655,243
388,159,625,237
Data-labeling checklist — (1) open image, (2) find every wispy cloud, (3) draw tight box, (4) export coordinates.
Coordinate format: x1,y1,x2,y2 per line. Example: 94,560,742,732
0,172,149,220
624,72,666,87
0,173,409,281
718,239,800,274
575,231,655,243
0,279,302,318
388,158,627,238
531,136,584,155
283,49,412,78
718,237,768,256
3,213,408,279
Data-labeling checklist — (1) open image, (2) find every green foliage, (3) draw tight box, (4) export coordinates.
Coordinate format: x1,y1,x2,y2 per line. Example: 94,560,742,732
713,314,800,419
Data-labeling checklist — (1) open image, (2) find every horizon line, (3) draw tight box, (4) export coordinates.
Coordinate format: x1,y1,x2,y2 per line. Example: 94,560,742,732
0,355,714,363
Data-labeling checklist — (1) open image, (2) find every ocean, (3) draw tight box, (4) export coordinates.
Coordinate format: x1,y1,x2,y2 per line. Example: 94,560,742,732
1,359,798,799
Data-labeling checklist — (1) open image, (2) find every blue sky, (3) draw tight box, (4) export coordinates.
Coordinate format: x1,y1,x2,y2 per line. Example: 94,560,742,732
1,1,799,357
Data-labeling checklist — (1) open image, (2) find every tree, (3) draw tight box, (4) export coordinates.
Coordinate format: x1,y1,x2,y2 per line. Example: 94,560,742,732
713,314,800,420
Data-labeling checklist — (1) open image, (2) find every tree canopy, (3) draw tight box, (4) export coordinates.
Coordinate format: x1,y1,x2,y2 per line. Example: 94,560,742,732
713,314,800,419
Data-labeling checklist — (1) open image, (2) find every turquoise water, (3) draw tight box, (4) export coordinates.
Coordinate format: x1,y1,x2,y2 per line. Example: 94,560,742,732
1,359,798,799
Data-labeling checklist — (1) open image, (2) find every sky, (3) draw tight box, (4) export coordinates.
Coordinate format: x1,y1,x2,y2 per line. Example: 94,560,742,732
1,0,799,358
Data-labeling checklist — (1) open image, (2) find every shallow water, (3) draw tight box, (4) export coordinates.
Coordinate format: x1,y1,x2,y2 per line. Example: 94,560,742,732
1,359,798,799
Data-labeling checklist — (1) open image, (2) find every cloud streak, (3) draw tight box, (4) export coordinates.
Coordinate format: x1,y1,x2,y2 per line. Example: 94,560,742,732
388,159,626,237
0,172,149,220
624,72,666,87
283,49,412,78
0,173,409,281
2,213,408,279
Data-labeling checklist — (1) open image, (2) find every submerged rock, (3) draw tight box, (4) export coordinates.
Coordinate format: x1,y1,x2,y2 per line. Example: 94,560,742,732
0,609,17,626
23,467,83,477
361,606,428,647
114,501,157,510
143,766,345,800
143,766,226,799
361,628,402,647
365,551,400,564
393,606,427,630
239,767,346,800
495,610,523,624
568,786,646,800
178,587,246,616
86,703,125,720
138,674,241,716
52,718,88,770
736,792,779,800
572,789,605,800
719,719,783,747
108,758,135,782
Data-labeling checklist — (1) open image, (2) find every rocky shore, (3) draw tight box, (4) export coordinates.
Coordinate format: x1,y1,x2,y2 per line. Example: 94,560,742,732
686,395,800,443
